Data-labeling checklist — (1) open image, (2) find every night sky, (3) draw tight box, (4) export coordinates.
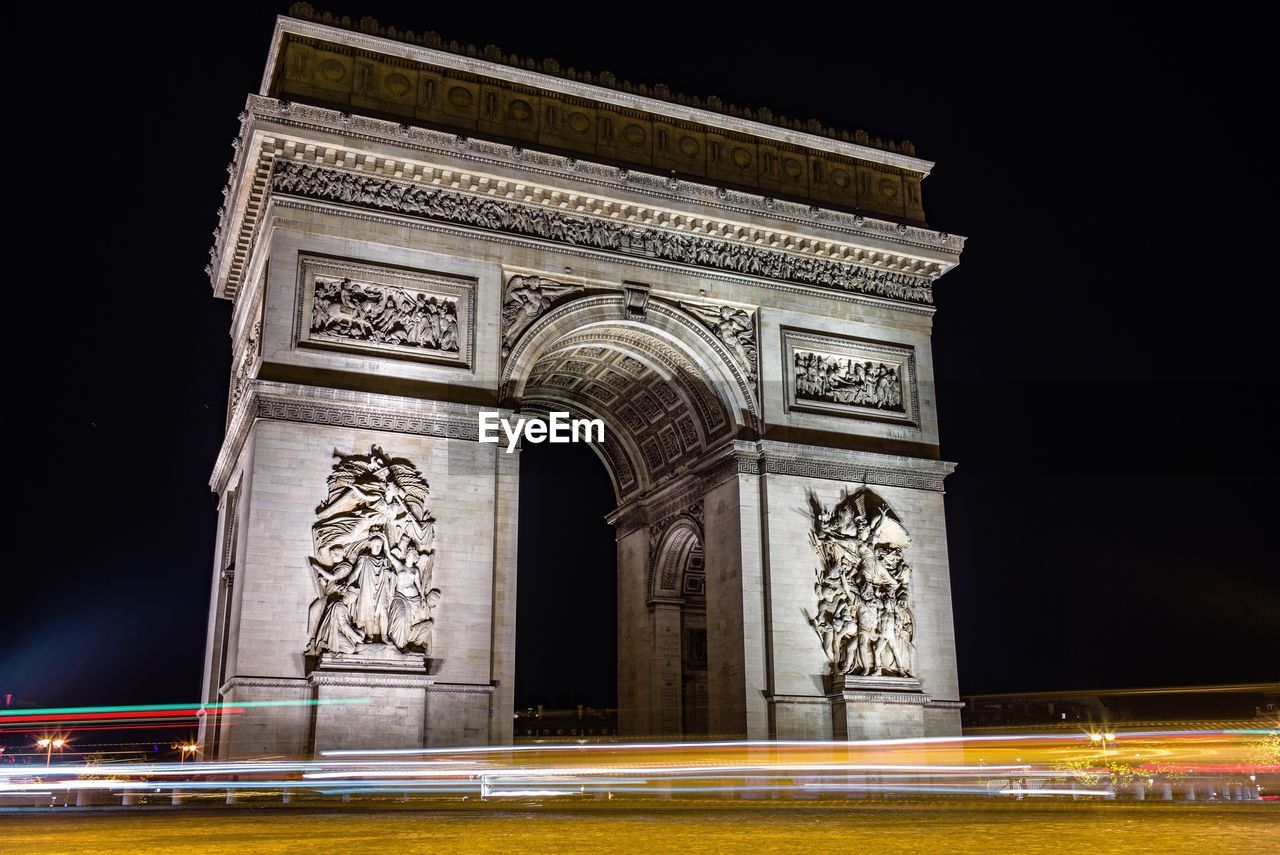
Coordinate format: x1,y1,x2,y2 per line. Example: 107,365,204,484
4,5,1273,714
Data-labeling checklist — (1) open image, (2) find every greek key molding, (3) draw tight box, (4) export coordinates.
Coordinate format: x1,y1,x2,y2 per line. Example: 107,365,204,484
697,453,746,496
269,159,936,304
426,683,496,696
219,676,310,694
757,440,954,492
210,380,496,493
769,692,939,707
925,699,965,710
255,395,479,439
309,671,434,689
766,694,838,707
697,439,951,493
830,691,934,706
764,458,947,492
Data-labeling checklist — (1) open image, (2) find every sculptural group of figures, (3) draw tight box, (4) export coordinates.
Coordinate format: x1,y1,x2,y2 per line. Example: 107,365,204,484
679,301,758,381
806,490,915,677
274,160,936,304
312,277,460,353
500,275,582,357
306,445,442,658
795,351,903,412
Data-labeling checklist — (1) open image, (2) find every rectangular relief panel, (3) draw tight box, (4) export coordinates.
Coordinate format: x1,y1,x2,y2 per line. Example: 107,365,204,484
782,328,918,426
296,254,474,368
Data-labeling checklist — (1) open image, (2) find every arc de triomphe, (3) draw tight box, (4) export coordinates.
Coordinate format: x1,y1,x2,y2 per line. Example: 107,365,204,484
199,8,966,757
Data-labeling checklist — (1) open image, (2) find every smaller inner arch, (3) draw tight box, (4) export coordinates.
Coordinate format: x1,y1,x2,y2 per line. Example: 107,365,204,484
649,518,709,738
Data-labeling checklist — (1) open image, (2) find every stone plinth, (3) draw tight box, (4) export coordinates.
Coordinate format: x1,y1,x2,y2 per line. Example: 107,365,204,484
829,690,930,742
309,651,433,752
310,645,435,675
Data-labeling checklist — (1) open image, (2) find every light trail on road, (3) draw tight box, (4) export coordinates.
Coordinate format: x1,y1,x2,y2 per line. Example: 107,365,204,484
1,727,1274,805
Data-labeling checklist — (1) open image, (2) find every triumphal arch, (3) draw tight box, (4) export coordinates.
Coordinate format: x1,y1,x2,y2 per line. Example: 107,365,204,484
199,6,966,757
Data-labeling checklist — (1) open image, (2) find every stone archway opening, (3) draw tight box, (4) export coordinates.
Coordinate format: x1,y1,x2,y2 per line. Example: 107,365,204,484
512,440,617,734
502,291,757,739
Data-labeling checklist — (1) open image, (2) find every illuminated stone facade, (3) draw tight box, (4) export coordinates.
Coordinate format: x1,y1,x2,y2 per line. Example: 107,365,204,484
199,9,965,757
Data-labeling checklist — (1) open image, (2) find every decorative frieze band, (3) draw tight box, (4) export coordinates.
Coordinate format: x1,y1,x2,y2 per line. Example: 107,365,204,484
211,94,963,297
209,380,493,492
426,683,497,696
219,676,311,694
612,440,952,534
768,691,938,707
763,458,948,492
829,691,934,706
309,671,434,689
254,394,480,440
925,699,965,710
756,440,954,491
762,690,937,707
269,159,937,304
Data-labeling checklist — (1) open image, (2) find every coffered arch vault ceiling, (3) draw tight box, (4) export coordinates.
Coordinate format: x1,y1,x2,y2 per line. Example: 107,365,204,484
519,326,735,500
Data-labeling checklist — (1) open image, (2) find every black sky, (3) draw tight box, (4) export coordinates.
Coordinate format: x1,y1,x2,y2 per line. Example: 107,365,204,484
4,4,1274,713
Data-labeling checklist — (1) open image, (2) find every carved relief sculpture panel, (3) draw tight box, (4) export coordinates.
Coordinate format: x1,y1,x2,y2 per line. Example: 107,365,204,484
306,444,442,661
500,274,583,358
782,329,918,425
805,488,915,678
677,300,758,382
297,255,474,367
272,161,936,305
228,317,262,415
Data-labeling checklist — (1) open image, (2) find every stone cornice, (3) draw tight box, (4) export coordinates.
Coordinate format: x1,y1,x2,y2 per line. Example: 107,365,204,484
768,691,935,706
266,15,935,175
219,676,310,694
309,671,434,689
829,691,934,706
275,197,937,325
608,439,954,532
268,159,938,306
755,439,957,492
210,380,501,493
210,96,963,302
245,96,963,254
426,683,497,695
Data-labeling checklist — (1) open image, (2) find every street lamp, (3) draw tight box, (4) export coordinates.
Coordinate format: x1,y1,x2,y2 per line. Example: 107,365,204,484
36,736,66,767
1089,731,1118,755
